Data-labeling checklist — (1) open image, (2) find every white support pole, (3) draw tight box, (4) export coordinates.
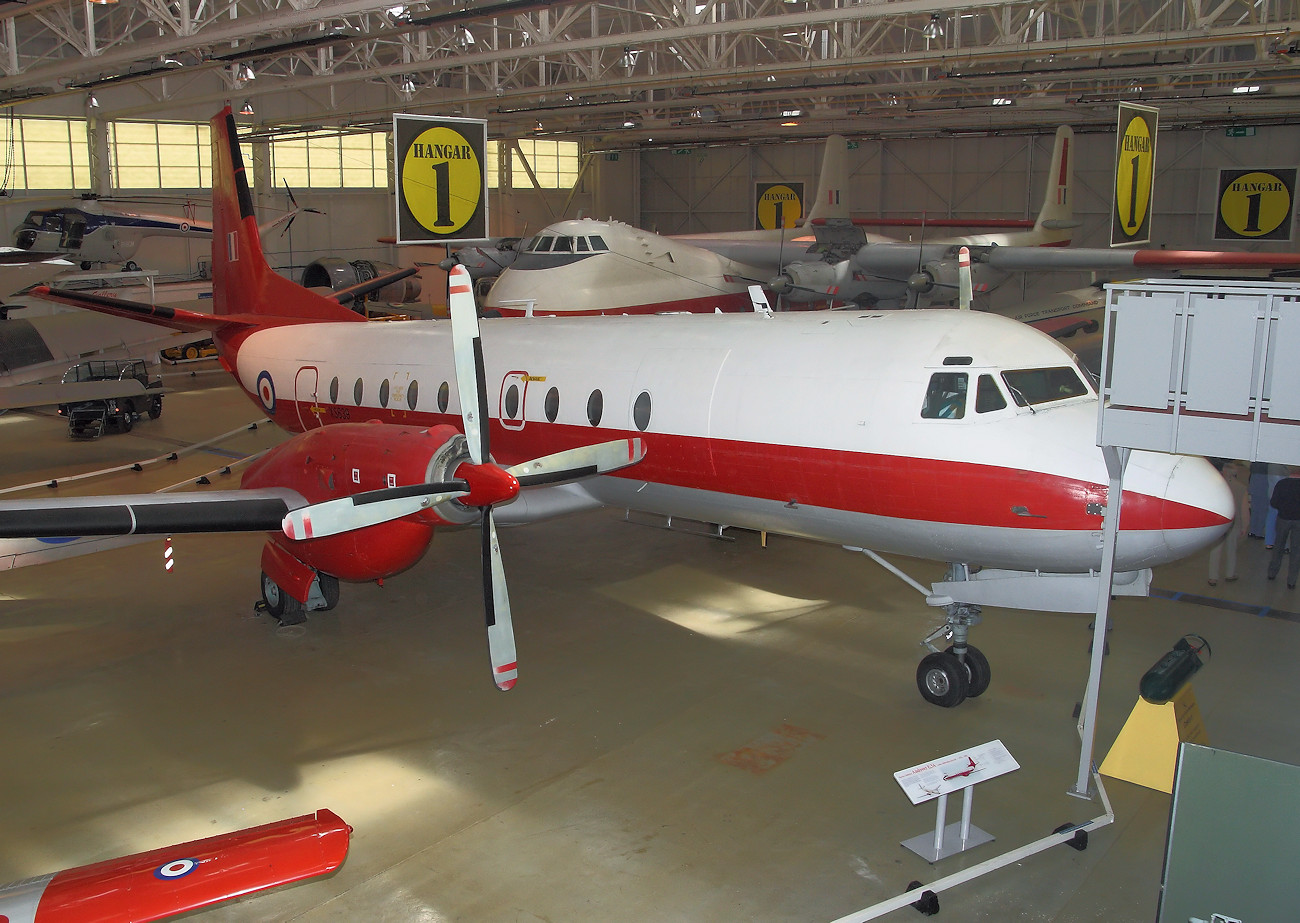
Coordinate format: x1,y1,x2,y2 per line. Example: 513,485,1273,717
960,786,974,844
1072,445,1129,799
931,793,948,855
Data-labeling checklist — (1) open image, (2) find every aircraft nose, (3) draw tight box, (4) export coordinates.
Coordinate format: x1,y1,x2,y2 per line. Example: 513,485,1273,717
1157,454,1234,560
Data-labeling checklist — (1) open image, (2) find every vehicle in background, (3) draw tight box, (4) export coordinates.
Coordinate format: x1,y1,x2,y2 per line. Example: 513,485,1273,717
57,358,163,438
162,337,218,361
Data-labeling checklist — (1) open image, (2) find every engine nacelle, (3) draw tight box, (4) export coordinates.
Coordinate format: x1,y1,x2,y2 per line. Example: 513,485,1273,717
301,257,422,304
770,261,850,303
242,422,476,583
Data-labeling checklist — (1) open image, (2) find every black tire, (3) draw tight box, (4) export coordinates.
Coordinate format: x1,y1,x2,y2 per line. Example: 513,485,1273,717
184,345,200,360
118,413,133,433
917,651,969,708
946,644,991,698
148,396,163,420
316,573,341,611
261,571,286,619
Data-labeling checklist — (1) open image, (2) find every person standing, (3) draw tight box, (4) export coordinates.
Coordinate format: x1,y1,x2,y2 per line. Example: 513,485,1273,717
1267,468,1300,589
1209,459,1248,587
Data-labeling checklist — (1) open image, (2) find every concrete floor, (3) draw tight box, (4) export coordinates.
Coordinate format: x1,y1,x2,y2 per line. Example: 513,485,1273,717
1,363,1298,922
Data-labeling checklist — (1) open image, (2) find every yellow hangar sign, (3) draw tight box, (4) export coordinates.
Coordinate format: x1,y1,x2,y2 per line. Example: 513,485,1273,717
394,114,488,244
1215,169,1296,241
755,182,804,230
1111,103,1158,246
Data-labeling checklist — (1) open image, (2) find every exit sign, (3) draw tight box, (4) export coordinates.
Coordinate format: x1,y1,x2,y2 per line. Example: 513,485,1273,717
1225,126,1256,137
605,152,620,161
847,140,860,150
672,148,693,155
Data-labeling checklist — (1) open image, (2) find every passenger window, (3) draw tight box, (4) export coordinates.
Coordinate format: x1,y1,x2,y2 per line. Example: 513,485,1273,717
633,391,652,432
437,381,449,413
587,389,603,426
504,383,520,419
379,379,390,408
544,386,559,422
975,374,1007,413
407,380,419,411
353,378,364,406
921,372,967,419
329,376,339,403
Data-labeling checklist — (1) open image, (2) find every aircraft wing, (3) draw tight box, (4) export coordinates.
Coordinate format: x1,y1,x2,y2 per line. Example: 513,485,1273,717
977,245,1300,272
0,377,162,411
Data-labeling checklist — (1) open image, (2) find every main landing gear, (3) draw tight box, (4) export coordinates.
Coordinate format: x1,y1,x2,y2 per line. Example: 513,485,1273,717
258,570,340,626
916,601,989,708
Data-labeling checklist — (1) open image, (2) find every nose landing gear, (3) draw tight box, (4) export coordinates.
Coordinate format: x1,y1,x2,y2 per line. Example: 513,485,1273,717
916,601,989,708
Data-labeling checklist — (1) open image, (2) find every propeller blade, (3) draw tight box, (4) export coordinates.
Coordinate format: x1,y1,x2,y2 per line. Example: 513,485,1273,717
746,285,773,317
481,509,517,690
507,437,646,488
958,246,973,310
282,481,467,540
448,264,490,465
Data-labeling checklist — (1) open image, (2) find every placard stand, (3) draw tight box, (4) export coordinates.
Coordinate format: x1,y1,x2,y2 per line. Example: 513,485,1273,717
894,740,1020,864
901,785,994,863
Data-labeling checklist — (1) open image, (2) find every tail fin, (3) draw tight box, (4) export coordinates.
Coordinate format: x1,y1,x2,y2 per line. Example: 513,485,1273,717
211,108,361,324
1032,125,1077,241
802,134,850,226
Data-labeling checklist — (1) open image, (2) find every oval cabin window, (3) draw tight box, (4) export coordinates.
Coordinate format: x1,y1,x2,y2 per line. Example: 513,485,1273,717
587,389,603,426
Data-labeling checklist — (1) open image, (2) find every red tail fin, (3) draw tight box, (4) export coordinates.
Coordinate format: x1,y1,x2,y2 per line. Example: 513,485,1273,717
211,108,362,324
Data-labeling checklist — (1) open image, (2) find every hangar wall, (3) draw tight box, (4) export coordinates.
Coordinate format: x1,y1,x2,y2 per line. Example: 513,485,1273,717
2,124,1297,315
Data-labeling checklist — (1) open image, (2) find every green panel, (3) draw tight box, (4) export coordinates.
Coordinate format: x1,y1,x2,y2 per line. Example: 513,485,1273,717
1159,744,1300,922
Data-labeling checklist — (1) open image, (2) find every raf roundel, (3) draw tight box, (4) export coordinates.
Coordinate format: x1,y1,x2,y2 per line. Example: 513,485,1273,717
256,370,277,414
154,857,200,880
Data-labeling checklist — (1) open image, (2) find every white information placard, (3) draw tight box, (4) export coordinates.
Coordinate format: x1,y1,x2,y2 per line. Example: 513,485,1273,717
894,740,1020,805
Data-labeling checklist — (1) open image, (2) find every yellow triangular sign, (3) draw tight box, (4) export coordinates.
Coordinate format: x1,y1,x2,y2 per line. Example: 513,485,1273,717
1099,684,1209,793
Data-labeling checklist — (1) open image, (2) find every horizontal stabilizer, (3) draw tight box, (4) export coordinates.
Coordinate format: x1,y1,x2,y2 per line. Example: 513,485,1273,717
31,285,247,334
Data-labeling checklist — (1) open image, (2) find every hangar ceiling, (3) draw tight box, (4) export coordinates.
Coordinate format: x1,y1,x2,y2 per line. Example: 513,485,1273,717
0,0,1298,146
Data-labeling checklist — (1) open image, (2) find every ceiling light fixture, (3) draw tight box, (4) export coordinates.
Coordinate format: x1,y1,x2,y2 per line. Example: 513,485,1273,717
922,14,944,40
87,93,100,109
240,99,255,116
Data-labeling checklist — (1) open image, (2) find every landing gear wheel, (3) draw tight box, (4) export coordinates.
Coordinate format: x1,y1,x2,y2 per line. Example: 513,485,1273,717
917,651,970,708
118,412,133,433
260,571,285,619
946,643,991,698
148,396,162,419
316,573,340,611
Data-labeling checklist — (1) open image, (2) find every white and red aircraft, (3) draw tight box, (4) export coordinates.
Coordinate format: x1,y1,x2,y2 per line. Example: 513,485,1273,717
482,126,1300,316
2,108,1233,708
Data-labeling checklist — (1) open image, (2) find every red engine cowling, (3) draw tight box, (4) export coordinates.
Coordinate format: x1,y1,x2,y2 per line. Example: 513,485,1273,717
242,421,475,584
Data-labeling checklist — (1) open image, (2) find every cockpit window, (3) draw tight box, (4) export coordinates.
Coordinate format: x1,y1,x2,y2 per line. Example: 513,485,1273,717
552,236,574,253
576,237,591,252
1001,366,1088,406
588,235,608,251
975,374,1008,413
532,236,555,252
921,372,968,419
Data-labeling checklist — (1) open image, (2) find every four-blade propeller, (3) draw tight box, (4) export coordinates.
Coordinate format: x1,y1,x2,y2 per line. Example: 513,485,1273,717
279,263,647,691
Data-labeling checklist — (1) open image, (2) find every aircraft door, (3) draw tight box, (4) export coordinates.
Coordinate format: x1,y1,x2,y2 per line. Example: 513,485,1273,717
61,216,86,250
295,366,324,430
499,371,529,431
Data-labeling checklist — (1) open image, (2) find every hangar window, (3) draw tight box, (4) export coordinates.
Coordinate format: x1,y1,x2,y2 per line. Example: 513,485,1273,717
633,391,652,432
0,117,91,190
269,129,387,189
587,389,603,426
329,376,339,403
353,377,364,406
545,386,559,422
975,374,1007,413
920,372,967,419
437,381,449,413
487,138,580,190
107,120,255,190
379,379,390,408
1001,367,1088,407
407,380,419,411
